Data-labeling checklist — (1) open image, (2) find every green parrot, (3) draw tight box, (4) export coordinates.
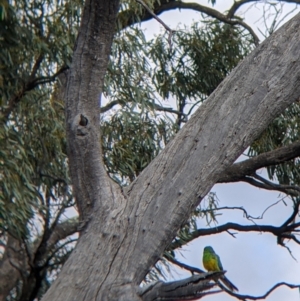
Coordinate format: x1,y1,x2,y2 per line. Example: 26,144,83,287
202,246,238,292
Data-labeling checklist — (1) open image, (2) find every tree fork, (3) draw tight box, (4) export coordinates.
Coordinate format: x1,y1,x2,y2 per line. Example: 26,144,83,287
42,0,300,298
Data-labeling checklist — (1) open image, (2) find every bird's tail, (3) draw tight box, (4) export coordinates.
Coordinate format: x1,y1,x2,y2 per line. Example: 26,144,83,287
220,275,238,292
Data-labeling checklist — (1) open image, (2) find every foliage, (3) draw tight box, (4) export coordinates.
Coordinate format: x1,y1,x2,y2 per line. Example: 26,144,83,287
102,111,175,183
151,21,253,100
101,22,254,184
0,1,79,298
2,0,299,300
105,23,254,127
0,0,80,238
249,103,300,186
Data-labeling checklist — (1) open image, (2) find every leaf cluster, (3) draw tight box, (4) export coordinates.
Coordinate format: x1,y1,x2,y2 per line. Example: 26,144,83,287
249,103,300,188
0,0,80,236
102,111,175,184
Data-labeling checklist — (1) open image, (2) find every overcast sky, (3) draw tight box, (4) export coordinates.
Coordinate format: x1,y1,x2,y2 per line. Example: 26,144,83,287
140,1,300,300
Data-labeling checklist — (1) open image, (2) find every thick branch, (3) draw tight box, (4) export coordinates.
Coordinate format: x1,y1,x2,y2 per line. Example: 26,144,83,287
138,272,222,301
218,140,300,183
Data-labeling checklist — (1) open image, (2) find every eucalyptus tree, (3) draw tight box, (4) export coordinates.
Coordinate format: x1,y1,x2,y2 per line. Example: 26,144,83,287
1,0,300,300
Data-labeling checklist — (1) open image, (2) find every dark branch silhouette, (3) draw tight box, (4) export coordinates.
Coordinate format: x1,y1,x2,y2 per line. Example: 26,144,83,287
170,201,300,250
2,66,68,121
118,0,260,45
227,0,300,19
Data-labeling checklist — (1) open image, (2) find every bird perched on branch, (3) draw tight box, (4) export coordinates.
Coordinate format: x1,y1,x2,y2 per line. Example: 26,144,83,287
202,246,238,292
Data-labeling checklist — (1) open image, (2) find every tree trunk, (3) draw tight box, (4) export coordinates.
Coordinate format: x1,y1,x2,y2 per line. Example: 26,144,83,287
41,0,300,299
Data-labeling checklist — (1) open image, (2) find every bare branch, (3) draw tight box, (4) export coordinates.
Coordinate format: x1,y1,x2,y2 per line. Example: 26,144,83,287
46,238,78,264
118,1,259,45
29,53,45,81
138,272,222,301
227,0,300,19
227,0,257,19
200,202,284,221
118,0,173,30
136,0,172,33
154,103,188,120
100,100,119,113
218,140,300,184
229,282,300,300
47,217,79,251
240,176,299,196
2,66,69,121
132,0,176,50
282,200,300,227
166,256,205,274
100,98,188,119
253,173,300,195
170,202,300,250
164,257,300,301
169,2,259,45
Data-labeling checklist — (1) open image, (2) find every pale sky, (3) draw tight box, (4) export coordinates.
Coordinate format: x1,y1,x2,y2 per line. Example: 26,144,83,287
140,1,300,301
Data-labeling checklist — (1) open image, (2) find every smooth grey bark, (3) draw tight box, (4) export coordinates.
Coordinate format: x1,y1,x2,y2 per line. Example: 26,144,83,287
42,0,300,299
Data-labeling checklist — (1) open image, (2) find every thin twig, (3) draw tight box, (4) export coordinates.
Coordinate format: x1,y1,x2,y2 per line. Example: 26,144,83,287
166,256,205,274
228,282,300,300
136,0,175,48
